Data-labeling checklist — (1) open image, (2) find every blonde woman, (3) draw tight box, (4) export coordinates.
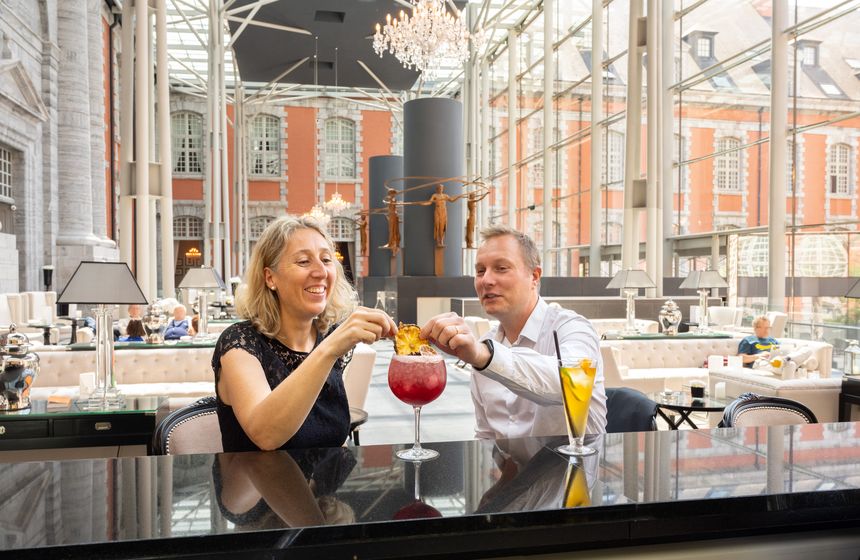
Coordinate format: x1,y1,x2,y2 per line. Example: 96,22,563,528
213,216,396,451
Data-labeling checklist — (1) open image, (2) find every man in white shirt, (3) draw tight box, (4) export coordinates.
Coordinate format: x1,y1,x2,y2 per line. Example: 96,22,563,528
421,225,607,440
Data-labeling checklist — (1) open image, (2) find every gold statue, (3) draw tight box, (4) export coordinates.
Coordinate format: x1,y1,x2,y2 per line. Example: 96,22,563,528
465,188,490,249
381,188,401,256
355,212,369,257
411,184,467,248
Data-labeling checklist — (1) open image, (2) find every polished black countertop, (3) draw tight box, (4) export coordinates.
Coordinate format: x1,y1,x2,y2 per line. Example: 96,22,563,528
2,423,860,558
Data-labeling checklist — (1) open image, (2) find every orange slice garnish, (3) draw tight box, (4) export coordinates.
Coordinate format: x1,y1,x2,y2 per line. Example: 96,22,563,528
394,323,436,356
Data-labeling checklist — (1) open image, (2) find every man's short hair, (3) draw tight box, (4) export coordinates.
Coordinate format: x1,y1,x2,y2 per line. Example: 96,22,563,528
479,224,541,270
752,315,770,328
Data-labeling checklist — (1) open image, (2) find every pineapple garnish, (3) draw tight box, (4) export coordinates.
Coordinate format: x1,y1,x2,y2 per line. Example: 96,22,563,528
394,322,436,356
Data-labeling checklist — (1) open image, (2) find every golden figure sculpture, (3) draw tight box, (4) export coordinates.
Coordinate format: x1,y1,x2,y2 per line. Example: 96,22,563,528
355,213,369,257
464,188,490,249
381,188,401,256
412,184,466,248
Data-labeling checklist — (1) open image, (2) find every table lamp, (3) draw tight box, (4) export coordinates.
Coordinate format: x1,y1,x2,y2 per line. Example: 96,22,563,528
179,266,226,339
57,261,148,409
678,269,728,333
606,269,656,335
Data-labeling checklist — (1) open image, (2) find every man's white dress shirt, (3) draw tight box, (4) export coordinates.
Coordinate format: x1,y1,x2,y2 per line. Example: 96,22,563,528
470,298,607,439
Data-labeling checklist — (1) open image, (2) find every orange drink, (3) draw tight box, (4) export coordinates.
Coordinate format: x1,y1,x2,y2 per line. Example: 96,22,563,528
556,358,598,457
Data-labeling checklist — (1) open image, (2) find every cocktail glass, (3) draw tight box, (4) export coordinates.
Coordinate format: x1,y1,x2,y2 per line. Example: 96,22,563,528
556,358,597,457
388,354,447,462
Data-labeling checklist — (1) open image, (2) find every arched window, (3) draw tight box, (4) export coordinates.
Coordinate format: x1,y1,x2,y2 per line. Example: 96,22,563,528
171,112,204,174
714,137,740,191
250,115,280,176
325,118,356,179
328,216,354,242
828,143,851,195
250,216,276,239
173,215,204,239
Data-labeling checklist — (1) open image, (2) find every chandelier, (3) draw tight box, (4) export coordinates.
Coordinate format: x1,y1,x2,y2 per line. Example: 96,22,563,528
373,0,481,77
323,191,350,215
303,204,331,226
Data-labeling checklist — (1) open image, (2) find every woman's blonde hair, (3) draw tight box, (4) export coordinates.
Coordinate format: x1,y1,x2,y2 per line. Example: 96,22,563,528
236,216,357,337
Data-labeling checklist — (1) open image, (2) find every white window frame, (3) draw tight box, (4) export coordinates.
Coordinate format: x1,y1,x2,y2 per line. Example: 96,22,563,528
173,215,204,239
249,216,276,239
249,115,280,176
715,137,741,192
696,37,712,58
829,143,851,196
801,45,818,67
325,118,356,180
328,216,354,242
0,147,11,201
171,112,204,175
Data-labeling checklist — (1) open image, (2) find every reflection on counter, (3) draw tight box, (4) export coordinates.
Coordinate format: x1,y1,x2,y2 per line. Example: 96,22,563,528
0,423,859,554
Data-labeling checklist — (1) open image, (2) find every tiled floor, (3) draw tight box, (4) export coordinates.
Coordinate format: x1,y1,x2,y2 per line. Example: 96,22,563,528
357,340,703,446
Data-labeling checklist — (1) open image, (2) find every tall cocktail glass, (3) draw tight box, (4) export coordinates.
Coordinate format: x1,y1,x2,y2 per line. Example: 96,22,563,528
388,354,447,462
556,358,597,457
562,459,592,508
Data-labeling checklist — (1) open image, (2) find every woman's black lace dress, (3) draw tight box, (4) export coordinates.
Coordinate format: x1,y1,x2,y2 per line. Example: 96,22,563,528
212,320,351,451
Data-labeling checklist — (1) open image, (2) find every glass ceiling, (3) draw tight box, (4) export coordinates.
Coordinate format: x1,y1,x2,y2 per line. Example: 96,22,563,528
164,0,539,101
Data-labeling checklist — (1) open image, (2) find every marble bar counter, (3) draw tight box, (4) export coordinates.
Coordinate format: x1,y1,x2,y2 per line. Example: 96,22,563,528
3,423,860,559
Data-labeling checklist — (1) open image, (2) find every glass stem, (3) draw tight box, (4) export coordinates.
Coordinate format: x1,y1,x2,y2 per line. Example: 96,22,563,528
413,406,423,450
413,462,421,500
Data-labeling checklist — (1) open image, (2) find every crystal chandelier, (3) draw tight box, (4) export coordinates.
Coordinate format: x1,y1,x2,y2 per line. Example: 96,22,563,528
303,204,331,226
373,0,481,77
323,191,350,214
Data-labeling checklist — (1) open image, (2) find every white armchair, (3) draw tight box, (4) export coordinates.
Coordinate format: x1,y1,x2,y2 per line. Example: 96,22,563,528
766,311,788,338
707,306,744,329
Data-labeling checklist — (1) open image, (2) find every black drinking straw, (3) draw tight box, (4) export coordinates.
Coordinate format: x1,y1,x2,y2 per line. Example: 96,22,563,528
552,330,562,368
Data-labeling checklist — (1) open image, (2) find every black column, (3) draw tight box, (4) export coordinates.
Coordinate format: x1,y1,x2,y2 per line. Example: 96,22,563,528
403,98,464,276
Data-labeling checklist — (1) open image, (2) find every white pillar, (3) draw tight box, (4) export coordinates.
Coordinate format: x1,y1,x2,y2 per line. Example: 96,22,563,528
507,29,518,227
220,37,232,290
661,0,674,281
57,0,98,246
156,0,175,297
88,0,109,243
622,0,643,269
480,60,490,237
646,0,662,297
542,0,555,275
135,0,152,299
769,0,788,312
119,0,134,268
589,0,603,276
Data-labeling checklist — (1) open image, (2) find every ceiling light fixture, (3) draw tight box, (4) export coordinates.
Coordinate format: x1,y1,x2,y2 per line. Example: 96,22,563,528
372,0,482,78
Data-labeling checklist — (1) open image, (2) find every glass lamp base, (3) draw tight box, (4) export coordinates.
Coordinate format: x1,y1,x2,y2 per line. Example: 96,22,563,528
80,388,125,411
556,443,597,457
395,447,439,462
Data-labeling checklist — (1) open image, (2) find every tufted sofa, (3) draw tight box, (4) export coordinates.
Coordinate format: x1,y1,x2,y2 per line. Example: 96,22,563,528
30,346,216,400
600,335,833,396
707,367,841,425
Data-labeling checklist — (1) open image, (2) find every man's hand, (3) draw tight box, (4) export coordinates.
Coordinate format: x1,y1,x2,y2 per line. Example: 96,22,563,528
420,312,492,369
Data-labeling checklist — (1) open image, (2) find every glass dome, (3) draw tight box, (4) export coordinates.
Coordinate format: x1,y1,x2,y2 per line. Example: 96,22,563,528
797,234,847,277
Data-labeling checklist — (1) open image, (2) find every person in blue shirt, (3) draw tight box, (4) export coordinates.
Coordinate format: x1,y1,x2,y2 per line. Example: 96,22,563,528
738,315,778,368
164,304,192,340
119,319,146,342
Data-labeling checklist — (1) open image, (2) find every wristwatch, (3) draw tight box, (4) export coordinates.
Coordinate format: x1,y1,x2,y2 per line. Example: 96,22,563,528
475,339,494,371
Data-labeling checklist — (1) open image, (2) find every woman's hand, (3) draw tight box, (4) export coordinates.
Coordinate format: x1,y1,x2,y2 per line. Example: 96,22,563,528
320,306,397,358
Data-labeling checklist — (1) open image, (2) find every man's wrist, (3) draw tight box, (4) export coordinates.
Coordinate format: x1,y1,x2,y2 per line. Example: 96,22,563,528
474,339,494,371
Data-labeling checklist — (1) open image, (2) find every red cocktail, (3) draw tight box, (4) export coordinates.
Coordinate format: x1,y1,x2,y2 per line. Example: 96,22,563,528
389,354,447,461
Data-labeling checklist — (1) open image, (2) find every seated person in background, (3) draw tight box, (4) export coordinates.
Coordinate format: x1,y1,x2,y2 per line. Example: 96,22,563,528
421,224,607,440
164,304,192,340
212,216,397,452
738,315,778,368
119,319,146,342
114,303,143,340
